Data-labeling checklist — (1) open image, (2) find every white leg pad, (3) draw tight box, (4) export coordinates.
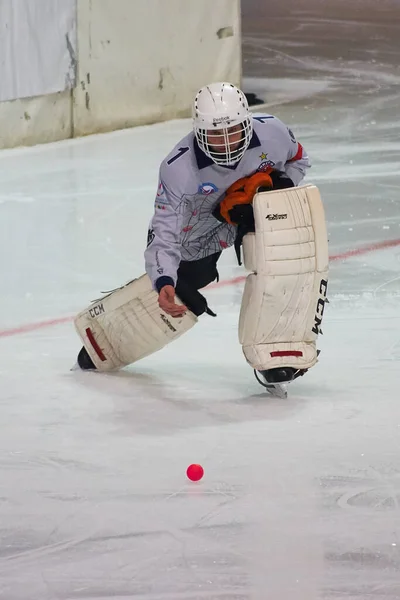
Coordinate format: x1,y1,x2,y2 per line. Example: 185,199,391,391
74,274,198,371
239,184,329,371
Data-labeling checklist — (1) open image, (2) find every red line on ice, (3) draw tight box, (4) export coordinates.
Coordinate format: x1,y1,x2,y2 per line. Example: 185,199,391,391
1,238,400,339
0,316,73,338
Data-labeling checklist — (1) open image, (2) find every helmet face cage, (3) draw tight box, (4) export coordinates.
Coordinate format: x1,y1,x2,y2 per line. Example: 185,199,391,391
195,116,253,166
193,83,253,166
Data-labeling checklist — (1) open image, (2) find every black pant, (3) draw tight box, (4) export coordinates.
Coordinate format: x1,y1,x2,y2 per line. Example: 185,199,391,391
177,252,221,290
175,252,221,316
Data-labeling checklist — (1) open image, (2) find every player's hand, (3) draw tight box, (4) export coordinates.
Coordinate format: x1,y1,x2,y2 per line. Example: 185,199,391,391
158,285,187,318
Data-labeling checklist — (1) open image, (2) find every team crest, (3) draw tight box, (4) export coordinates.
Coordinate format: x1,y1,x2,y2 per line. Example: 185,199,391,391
198,182,218,195
258,160,275,172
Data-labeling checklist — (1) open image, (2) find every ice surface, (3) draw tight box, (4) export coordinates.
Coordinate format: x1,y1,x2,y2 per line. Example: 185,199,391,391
1,3,400,598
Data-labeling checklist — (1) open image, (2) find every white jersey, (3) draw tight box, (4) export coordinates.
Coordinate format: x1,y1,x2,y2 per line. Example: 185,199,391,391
145,113,311,290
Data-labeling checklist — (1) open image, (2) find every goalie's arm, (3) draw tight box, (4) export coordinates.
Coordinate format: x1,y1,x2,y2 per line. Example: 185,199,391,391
267,116,311,186
144,174,183,292
285,140,311,186
284,126,311,186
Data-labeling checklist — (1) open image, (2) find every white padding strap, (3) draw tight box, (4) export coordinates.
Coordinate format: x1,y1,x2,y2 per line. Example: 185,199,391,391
238,184,329,371
74,274,197,371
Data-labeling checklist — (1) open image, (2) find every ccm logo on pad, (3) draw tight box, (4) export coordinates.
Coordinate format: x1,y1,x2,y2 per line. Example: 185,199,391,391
266,213,287,220
89,303,105,318
312,279,328,335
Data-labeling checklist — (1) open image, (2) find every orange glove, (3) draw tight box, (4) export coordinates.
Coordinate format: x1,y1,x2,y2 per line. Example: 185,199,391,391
215,171,274,225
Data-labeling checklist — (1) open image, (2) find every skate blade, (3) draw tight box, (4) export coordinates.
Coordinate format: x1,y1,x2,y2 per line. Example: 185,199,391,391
254,369,289,398
70,362,97,372
264,383,288,399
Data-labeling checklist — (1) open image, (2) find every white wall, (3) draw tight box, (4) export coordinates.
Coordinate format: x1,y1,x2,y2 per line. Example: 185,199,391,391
0,0,76,102
73,0,241,136
0,92,72,149
0,0,241,148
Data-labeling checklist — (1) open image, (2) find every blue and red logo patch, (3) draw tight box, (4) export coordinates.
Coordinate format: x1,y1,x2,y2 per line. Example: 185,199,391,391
198,182,218,195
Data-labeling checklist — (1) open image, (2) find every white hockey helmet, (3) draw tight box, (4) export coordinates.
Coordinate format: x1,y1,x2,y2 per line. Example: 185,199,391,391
192,82,253,166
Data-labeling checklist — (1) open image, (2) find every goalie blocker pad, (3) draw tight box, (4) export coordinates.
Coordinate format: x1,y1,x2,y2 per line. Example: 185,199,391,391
74,274,197,371
239,184,329,372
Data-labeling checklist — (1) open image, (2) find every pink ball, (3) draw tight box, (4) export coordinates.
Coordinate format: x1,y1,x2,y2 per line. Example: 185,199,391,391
186,463,204,482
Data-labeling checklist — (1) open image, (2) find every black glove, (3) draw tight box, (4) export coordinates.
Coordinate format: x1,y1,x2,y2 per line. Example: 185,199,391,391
226,203,255,229
269,171,295,190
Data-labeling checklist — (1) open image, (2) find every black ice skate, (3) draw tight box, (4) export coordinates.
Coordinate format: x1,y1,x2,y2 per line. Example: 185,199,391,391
259,367,296,384
77,346,97,370
254,367,307,399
